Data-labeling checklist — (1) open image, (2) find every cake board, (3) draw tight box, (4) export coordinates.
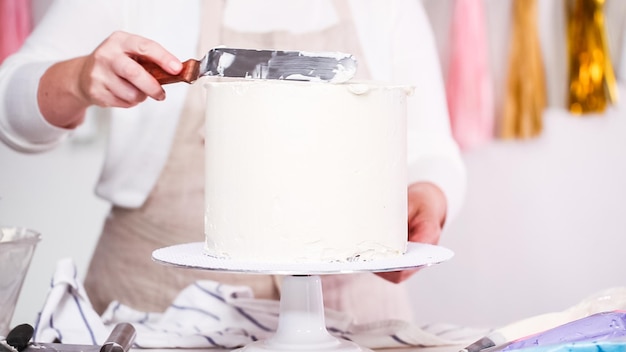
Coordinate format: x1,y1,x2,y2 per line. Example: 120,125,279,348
152,242,454,352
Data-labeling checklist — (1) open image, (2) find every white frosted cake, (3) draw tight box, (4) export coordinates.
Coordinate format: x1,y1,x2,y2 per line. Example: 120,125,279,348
203,79,412,263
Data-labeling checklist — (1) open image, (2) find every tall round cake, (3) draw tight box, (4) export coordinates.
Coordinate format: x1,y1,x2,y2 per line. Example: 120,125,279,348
203,79,412,263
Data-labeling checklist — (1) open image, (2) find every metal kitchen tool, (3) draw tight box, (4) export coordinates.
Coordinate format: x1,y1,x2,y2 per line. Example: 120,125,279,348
99,323,136,352
0,227,41,338
20,323,136,352
138,47,357,84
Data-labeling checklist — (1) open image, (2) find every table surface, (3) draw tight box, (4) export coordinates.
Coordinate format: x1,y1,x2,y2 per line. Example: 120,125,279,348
24,342,466,352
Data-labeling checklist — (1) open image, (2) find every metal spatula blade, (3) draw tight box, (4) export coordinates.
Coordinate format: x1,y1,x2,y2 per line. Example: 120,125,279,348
139,47,357,85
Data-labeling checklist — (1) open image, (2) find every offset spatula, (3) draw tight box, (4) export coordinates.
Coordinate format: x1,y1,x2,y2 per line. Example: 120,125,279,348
138,47,357,85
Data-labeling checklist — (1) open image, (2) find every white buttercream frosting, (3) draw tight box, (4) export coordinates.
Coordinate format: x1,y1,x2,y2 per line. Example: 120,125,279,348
203,79,412,263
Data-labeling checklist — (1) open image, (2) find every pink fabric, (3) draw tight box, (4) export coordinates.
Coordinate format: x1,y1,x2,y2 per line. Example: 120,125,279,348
0,0,32,63
445,0,494,151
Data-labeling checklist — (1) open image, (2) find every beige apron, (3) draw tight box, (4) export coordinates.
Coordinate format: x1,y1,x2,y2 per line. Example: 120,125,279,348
85,0,413,324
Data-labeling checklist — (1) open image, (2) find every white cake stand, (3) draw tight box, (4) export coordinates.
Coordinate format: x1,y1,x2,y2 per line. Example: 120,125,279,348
152,242,454,352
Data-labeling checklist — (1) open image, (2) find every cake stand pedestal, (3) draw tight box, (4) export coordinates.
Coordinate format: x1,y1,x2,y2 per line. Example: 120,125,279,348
152,242,454,352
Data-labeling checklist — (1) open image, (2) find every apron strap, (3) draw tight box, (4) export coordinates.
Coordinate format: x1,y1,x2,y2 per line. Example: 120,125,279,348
199,0,225,56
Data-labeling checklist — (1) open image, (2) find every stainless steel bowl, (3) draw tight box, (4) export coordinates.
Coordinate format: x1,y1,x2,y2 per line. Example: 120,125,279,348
0,227,41,338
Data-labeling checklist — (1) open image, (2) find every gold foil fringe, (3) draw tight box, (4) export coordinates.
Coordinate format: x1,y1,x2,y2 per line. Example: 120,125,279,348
566,0,619,115
501,0,547,140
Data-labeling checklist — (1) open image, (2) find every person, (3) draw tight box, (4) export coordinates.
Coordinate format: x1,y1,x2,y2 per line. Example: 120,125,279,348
0,0,465,324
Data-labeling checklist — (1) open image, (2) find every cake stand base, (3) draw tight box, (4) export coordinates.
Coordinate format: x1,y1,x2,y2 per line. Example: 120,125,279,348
152,242,454,352
234,275,372,352
235,340,368,352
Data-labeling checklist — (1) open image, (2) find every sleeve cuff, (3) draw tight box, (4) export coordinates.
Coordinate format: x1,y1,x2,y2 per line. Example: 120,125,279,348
0,61,70,153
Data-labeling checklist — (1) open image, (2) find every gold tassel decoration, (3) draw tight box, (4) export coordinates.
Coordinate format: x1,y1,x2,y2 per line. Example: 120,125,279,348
501,0,547,139
566,0,618,115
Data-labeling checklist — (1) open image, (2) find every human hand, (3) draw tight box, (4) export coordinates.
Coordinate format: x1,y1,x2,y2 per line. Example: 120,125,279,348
76,31,182,107
376,182,447,283
38,31,182,128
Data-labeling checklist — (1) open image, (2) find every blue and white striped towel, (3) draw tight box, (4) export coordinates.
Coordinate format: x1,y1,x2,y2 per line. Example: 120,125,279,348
33,258,487,350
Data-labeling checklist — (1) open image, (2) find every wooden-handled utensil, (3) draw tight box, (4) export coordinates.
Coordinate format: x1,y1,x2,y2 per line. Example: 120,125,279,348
138,47,357,85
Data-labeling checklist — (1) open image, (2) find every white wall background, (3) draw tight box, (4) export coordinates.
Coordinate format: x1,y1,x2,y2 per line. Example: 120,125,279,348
2,0,626,331
409,0,626,328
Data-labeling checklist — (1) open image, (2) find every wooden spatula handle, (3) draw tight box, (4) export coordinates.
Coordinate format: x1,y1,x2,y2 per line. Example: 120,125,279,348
136,58,200,85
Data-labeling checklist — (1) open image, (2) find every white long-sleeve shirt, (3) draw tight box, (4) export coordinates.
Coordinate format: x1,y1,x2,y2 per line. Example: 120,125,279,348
0,0,466,219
